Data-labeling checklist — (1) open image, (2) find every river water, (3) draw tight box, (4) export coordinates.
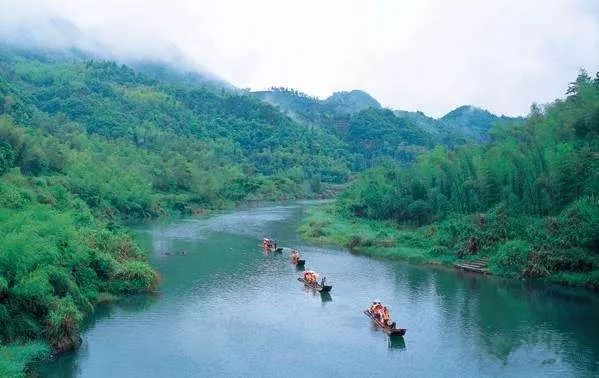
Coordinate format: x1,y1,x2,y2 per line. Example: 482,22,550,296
37,202,599,377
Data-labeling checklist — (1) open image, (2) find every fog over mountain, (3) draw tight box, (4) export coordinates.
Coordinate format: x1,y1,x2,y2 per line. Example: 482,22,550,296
1,0,598,116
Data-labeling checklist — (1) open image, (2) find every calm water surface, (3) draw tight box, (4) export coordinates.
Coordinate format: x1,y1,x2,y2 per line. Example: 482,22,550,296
37,202,599,377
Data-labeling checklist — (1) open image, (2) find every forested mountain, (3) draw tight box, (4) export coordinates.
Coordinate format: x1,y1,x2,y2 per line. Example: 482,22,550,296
0,45,356,371
315,71,598,287
253,88,436,167
0,46,354,207
252,88,333,128
129,60,233,91
324,90,382,115
252,88,381,128
255,87,522,148
439,105,523,141
345,108,432,169
394,106,523,143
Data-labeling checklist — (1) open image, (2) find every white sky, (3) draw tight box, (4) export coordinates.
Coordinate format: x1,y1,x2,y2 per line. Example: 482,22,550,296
1,0,598,117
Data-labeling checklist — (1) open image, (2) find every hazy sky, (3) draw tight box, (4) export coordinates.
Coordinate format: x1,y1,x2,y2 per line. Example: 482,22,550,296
1,0,598,117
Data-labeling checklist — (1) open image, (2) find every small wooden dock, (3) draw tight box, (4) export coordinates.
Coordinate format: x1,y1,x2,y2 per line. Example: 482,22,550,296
454,257,491,274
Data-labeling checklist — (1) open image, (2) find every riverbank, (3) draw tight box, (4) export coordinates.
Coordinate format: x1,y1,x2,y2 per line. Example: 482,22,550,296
36,202,599,377
299,204,599,289
299,205,453,265
0,191,339,377
0,172,161,377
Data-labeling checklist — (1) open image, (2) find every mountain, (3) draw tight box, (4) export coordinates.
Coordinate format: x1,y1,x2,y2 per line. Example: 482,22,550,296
251,88,331,127
345,108,433,169
129,60,234,91
252,88,432,167
255,87,521,145
333,71,599,287
394,106,523,143
0,45,354,204
323,90,381,115
439,105,523,141
393,110,443,136
252,88,381,129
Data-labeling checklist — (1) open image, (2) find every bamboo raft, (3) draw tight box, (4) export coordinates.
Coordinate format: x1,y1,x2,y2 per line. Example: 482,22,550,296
454,257,490,274
297,277,332,292
364,310,406,336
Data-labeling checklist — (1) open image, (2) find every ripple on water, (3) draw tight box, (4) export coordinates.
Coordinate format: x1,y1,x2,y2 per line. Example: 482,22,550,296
36,203,599,377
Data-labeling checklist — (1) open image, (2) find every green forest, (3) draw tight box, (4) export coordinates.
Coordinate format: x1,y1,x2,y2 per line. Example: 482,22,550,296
0,45,447,375
302,71,598,288
0,45,377,374
0,43,597,376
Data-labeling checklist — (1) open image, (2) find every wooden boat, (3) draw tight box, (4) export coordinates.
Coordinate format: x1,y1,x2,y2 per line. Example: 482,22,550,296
364,310,406,336
262,238,282,253
297,277,332,292
291,257,305,267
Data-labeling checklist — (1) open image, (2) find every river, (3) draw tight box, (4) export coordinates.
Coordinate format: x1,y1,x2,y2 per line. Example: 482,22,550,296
36,202,599,377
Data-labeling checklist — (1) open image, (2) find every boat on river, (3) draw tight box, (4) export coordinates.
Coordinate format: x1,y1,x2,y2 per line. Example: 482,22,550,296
290,249,305,267
262,238,283,253
364,309,406,336
297,277,332,292
298,270,332,292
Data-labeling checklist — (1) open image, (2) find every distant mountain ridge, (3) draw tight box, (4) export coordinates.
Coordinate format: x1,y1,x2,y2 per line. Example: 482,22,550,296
254,87,522,144
252,88,381,127
324,90,382,114
439,105,523,141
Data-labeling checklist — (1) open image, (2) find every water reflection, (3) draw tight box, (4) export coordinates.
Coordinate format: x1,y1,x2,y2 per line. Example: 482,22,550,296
387,335,406,350
37,203,599,377
320,292,332,303
392,259,599,371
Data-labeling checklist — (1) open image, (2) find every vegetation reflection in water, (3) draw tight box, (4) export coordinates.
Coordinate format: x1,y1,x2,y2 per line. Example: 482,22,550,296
36,204,598,377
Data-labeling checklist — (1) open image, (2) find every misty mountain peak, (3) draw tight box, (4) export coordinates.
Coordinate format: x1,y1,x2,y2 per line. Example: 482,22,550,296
324,90,381,115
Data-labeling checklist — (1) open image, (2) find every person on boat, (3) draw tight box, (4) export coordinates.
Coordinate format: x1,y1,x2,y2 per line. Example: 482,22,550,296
320,276,326,286
291,249,300,264
304,270,317,284
263,238,275,250
370,301,383,320
382,307,390,324
369,302,376,313
383,307,397,328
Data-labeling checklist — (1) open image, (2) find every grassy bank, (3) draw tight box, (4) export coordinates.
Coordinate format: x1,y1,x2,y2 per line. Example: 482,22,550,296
300,203,599,288
0,343,49,378
0,171,160,374
299,205,455,265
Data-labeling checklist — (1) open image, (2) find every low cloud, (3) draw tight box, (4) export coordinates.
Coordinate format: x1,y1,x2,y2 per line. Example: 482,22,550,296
1,0,598,117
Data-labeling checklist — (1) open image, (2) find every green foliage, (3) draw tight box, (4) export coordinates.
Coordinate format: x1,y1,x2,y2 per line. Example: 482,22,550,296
335,71,599,286
45,296,82,352
324,90,382,115
346,108,432,167
440,105,522,142
488,240,531,278
109,261,159,294
0,172,157,359
0,342,49,378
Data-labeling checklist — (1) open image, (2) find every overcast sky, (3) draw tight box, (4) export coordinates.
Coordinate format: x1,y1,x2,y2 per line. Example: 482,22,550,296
1,0,598,117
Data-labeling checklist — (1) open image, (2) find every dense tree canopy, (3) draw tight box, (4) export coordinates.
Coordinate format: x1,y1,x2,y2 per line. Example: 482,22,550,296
337,71,599,286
